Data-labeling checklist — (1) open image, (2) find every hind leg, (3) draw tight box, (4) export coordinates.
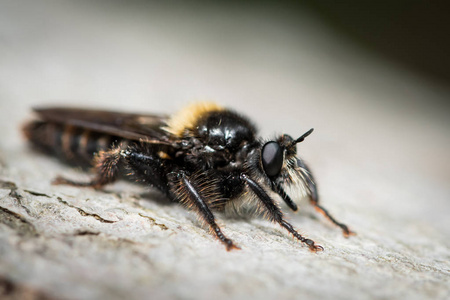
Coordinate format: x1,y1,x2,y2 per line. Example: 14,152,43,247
53,146,122,188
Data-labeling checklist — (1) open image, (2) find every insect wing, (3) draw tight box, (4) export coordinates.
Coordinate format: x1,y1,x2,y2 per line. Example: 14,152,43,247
33,107,172,144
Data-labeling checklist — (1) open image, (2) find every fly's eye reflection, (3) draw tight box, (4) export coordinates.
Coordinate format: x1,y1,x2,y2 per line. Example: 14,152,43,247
262,141,283,177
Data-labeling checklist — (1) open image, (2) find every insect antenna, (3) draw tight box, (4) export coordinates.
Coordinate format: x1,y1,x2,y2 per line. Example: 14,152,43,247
287,128,314,149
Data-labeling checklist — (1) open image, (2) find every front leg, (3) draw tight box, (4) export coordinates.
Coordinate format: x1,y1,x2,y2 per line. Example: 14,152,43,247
299,160,355,237
272,183,298,211
241,174,323,252
170,171,240,251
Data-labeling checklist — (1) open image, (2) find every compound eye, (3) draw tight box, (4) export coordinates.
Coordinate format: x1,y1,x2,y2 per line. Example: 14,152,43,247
262,142,283,177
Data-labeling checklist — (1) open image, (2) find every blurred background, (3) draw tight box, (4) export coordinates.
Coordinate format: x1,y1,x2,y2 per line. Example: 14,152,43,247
1,0,449,185
0,0,449,298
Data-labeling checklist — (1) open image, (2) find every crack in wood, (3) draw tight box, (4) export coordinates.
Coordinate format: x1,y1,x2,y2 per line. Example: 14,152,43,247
57,197,116,224
0,180,37,216
6,185,33,216
0,206,39,237
24,189,51,198
73,230,101,236
138,213,169,230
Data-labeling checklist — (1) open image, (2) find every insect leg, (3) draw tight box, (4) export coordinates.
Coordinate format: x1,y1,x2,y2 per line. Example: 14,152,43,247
272,183,298,211
120,147,171,195
119,147,239,250
171,171,240,251
299,160,355,237
241,174,323,252
53,146,122,188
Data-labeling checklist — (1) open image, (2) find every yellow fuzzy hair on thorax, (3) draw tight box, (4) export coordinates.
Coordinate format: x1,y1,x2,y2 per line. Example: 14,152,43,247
164,102,224,136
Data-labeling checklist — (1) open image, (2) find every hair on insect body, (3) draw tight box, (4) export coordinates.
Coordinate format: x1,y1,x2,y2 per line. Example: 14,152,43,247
23,102,354,251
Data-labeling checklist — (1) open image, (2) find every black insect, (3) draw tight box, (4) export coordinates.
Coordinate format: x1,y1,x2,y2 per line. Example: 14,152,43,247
23,102,354,251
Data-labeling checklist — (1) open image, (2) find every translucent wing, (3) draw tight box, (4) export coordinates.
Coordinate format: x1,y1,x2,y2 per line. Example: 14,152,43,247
33,107,173,144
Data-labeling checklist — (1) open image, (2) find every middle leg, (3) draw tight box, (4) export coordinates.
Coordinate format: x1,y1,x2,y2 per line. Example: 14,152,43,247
122,147,240,251
169,171,240,251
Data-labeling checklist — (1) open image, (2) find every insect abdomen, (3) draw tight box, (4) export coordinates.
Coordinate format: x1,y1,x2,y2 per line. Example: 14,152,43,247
23,121,123,164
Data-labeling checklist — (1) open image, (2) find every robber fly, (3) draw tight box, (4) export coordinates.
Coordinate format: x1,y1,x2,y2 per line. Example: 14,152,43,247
23,102,353,251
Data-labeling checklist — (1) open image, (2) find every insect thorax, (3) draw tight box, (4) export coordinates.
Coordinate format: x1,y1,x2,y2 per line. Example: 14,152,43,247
174,108,258,170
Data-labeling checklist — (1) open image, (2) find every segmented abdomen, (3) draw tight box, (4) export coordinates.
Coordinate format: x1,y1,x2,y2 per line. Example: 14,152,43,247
23,121,126,165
